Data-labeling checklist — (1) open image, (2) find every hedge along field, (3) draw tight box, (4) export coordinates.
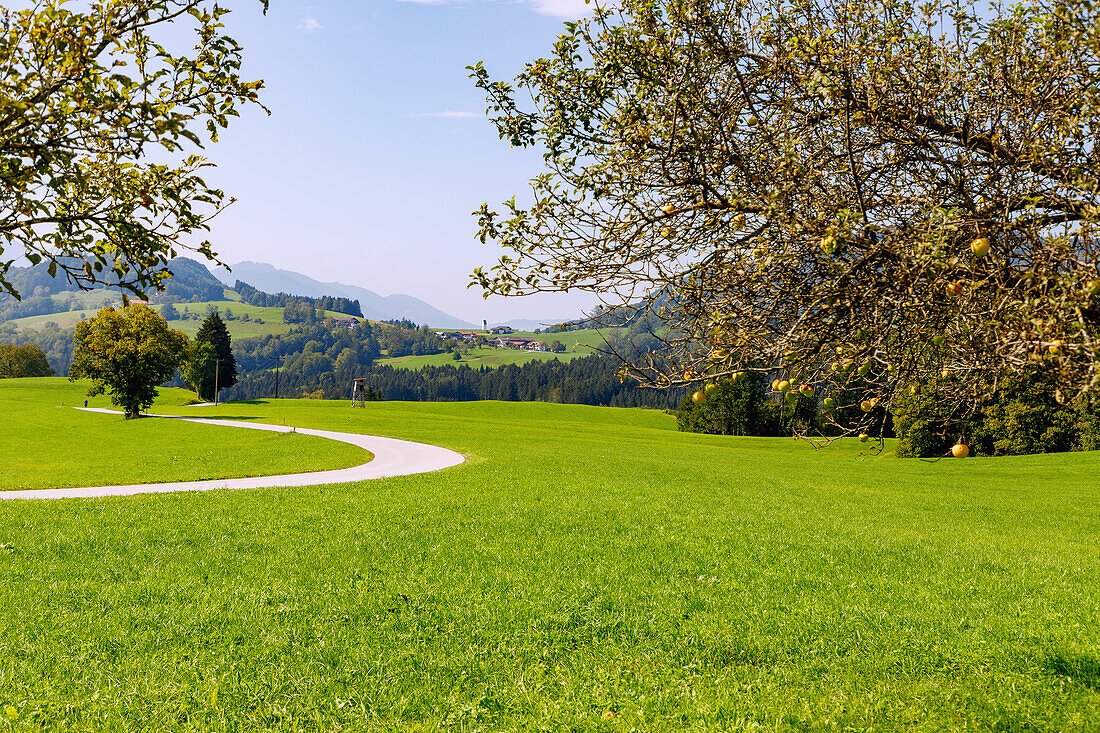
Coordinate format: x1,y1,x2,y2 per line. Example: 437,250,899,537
0,379,369,490
0,390,1098,729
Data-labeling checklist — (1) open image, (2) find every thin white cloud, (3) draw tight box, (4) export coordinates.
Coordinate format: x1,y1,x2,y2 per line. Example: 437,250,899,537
412,110,480,119
529,0,593,17
393,0,597,18
297,16,324,32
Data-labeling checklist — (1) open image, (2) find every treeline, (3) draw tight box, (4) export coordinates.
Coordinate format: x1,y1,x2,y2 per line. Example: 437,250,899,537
225,341,683,409
0,323,75,375
234,281,362,317
355,357,683,407
0,294,70,321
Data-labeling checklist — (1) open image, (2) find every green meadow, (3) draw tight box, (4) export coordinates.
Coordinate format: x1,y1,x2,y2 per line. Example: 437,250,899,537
0,378,1098,729
375,328,612,370
378,345,588,370
0,380,368,490
5,292,361,341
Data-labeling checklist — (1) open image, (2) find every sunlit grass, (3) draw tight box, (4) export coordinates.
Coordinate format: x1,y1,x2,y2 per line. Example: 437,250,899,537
0,379,368,490
0,381,1097,729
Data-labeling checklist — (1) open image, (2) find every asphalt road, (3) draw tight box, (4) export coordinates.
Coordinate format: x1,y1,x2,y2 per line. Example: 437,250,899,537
2,408,466,501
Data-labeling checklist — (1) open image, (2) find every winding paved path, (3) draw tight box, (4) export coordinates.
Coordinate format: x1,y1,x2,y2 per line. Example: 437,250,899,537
2,408,465,501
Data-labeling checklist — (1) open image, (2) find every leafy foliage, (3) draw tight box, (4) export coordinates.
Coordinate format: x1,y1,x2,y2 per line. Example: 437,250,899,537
677,373,771,435
471,0,1100,438
894,366,1092,456
0,343,52,378
68,305,188,417
0,1,266,300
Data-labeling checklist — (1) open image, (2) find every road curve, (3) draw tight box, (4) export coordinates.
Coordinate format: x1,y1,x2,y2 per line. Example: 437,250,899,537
2,408,465,501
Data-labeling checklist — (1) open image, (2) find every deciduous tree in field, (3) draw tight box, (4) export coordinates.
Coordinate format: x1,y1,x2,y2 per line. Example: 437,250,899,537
69,305,189,418
0,343,53,378
0,0,267,301
471,0,1100,439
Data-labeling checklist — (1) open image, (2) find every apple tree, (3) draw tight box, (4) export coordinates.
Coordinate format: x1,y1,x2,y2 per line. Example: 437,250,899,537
470,0,1100,440
69,304,189,418
0,0,267,301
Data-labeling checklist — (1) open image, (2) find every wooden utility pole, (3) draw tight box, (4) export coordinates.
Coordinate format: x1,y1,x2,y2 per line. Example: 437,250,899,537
274,355,284,399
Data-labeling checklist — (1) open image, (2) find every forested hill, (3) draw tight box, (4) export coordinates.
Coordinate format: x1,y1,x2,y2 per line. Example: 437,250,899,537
224,351,682,409
1,256,223,317
220,318,679,408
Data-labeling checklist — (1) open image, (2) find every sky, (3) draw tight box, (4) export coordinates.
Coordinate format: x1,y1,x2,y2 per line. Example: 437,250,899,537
181,0,602,325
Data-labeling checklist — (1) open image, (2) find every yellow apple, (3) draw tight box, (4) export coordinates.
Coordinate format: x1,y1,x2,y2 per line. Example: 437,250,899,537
819,235,840,255
777,380,791,393
860,400,874,412
858,433,869,442
951,443,970,458
945,281,964,296
692,390,706,403
970,237,990,256
1087,279,1100,297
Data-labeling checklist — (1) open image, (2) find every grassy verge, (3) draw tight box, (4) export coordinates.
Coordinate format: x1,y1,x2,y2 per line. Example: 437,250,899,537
0,379,369,490
0,388,1097,729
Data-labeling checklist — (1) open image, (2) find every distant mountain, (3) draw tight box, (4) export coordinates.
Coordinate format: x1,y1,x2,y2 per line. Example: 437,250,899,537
212,261,475,329
4,256,223,302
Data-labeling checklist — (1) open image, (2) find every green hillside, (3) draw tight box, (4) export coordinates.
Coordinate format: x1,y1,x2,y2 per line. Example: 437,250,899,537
0,380,1097,728
375,328,613,370
378,344,589,369
4,297,361,340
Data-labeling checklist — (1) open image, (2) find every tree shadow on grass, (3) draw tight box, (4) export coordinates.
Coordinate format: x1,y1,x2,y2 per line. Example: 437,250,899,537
1045,652,1100,691
223,399,269,405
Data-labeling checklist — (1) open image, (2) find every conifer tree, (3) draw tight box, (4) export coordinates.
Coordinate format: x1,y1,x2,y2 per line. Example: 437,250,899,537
190,312,237,401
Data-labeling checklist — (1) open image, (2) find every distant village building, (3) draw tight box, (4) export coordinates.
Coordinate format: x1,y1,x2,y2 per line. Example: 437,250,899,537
495,337,548,351
490,325,514,334
330,316,359,330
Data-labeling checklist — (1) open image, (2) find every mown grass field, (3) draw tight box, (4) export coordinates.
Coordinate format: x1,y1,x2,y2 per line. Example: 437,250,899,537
0,380,368,490
0,379,1098,729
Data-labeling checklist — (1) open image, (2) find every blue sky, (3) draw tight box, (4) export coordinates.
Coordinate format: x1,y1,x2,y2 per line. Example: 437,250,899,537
190,0,600,324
